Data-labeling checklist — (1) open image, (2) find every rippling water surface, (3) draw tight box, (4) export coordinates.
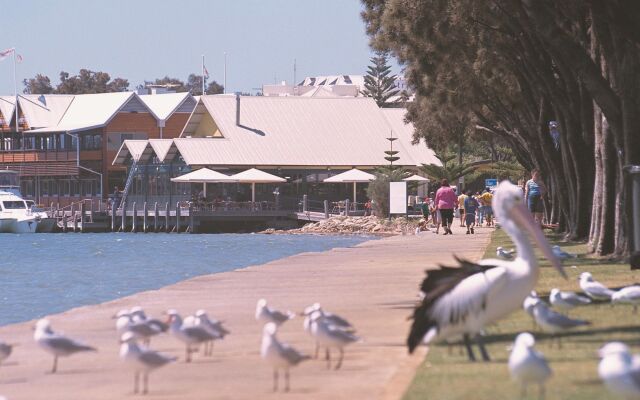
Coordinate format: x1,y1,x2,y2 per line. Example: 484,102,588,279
0,233,372,326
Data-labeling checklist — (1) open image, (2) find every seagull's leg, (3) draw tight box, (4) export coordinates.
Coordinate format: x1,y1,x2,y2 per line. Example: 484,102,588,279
285,369,290,392
51,355,58,373
325,348,331,369
134,371,139,394
335,348,344,370
273,368,278,392
143,372,148,395
186,345,191,363
475,334,491,362
314,341,319,359
463,334,476,362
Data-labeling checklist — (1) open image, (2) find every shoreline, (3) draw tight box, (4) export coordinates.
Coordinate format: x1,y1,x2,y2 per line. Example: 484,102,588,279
0,225,491,399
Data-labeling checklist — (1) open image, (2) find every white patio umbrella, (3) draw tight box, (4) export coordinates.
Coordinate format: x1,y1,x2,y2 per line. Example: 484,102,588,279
403,174,430,199
230,168,286,202
323,168,375,205
170,168,237,197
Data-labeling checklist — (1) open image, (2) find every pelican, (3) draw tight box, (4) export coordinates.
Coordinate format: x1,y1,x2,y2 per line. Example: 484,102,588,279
612,285,640,313
256,299,295,326
508,333,552,399
598,342,640,399
496,247,515,260
407,181,565,361
33,319,96,373
119,332,175,395
549,288,591,312
579,272,615,301
261,323,310,392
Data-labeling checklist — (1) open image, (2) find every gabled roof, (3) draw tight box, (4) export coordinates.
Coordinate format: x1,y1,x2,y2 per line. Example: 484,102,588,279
139,93,195,121
18,94,74,129
148,139,177,163
381,108,441,167
0,96,16,125
112,140,154,164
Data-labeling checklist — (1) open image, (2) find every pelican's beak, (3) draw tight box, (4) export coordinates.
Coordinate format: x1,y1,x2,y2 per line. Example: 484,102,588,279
510,203,566,279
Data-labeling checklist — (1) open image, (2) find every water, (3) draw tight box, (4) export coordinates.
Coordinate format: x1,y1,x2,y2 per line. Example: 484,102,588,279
0,233,372,326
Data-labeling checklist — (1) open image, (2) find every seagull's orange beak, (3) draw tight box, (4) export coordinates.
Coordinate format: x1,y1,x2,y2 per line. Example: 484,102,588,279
510,202,566,279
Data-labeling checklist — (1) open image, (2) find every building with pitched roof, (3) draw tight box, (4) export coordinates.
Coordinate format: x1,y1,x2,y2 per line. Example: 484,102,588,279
0,92,196,206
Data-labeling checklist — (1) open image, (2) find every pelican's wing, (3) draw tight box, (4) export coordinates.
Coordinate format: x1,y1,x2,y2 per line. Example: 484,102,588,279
408,257,504,353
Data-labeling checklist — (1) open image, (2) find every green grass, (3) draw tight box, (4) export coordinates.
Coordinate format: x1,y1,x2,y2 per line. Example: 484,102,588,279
402,229,639,400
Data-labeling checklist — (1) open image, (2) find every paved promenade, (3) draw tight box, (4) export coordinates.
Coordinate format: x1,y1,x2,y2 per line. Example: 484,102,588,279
0,225,491,399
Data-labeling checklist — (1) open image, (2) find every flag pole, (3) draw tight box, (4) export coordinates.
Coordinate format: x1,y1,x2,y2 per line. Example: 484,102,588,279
13,49,18,137
201,54,205,95
223,52,227,94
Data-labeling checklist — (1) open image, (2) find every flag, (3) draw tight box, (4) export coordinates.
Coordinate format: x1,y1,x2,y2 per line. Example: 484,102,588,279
16,54,23,63
203,65,209,79
0,47,15,61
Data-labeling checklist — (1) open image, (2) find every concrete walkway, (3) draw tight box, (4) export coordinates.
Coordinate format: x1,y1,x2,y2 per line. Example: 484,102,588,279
0,225,491,400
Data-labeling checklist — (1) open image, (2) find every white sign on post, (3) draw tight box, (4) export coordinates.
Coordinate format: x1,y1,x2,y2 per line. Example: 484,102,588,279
389,182,407,215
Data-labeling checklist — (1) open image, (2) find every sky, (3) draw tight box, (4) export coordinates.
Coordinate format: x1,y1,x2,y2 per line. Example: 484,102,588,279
0,0,397,95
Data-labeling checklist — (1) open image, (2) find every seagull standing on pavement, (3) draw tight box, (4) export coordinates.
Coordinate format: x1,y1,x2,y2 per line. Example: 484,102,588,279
114,310,166,346
598,342,640,399
193,310,229,356
532,301,590,347
496,247,515,260
166,310,218,362
261,323,310,392
256,299,295,326
612,285,640,313
33,319,96,373
549,288,591,313
579,272,615,301
508,333,552,399
119,332,175,395
302,303,354,359
309,310,360,370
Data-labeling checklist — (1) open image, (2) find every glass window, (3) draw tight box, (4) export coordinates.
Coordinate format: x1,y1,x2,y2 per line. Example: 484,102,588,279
3,201,26,209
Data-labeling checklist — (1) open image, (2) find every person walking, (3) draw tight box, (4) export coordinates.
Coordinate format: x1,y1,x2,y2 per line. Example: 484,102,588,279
457,190,468,227
524,169,547,226
463,190,479,234
479,188,494,227
435,179,457,235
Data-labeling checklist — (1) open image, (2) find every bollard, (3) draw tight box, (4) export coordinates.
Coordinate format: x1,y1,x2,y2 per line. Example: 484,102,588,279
132,202,137,233
121,202,126,232
154,202,158,233
143,202,148,233
345,199,350,216
625,165,640,269
189,204,194,234
324,200,329,219
111,205,116,232
165,202,170,233
62,214,67,233
79,202,85,233
70,203,77,232
90,200,94,220
303,194,308,213
176,202,181,233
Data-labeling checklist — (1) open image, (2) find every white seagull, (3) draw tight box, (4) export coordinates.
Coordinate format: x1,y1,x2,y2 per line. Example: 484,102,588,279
33,319,96,373
166,310,219,362
308,310,360,370
256,299,295,326
261,322,310,392
129,307,169,333
193,310,230,356
531,301,590,347
302,303,354,358
407,181,565,362
114,310,166,345
523,291,540,317
508,332,552,399
579,272,615,301
496,246,515,260
119,332,176,395
598,342,640,399
551,245,578,260
612,286,640,313
549,288,591,312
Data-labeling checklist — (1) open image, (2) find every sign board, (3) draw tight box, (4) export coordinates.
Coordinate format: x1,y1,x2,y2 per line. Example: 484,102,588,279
389,182,407,215
485,178,498,189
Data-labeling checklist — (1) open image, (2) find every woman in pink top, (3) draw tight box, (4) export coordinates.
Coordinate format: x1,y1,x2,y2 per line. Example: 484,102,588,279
435,179,458,235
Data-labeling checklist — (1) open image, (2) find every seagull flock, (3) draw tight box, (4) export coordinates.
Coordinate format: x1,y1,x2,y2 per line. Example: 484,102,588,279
407,181,640,398
0,299,358,396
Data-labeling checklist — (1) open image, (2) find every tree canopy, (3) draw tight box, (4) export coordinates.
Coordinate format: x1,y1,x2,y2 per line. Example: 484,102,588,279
362,0,640,257
361,51,400,107
22,69,129,94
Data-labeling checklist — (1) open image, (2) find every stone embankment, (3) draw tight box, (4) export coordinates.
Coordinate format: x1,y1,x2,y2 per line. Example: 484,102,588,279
262,215,421,235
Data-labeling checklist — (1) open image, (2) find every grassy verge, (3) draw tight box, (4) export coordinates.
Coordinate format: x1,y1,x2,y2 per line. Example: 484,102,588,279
402,229,638,400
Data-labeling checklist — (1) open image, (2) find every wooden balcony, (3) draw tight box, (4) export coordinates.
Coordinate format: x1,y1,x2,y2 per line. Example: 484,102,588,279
0,150,101,163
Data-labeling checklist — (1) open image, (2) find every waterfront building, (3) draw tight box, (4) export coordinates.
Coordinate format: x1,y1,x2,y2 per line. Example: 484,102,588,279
112,95,439,209
0,92,196,207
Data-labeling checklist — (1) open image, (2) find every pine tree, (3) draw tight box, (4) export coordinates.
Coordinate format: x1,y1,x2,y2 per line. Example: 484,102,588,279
361,52,400,107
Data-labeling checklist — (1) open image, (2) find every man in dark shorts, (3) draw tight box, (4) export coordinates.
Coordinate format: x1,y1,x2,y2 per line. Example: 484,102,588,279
463,190,479,234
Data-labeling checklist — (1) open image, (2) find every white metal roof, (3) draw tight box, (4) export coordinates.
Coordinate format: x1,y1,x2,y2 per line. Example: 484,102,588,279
381,108,441,167
171,168,236,183
148,139,176,163
18,94,74,129
139,93,193,121
230,168,286,183
324,168,375,183
176,96,434,167
112,140,153,165
0,96,16,125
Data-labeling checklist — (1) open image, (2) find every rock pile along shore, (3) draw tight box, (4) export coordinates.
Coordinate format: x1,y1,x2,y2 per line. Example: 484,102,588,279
262,215,421,235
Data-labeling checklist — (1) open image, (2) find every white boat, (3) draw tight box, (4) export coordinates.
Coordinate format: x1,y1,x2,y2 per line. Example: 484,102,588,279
0,170,40,233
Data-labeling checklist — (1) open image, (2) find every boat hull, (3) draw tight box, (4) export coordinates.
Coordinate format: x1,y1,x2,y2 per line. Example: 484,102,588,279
0,217,38,233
